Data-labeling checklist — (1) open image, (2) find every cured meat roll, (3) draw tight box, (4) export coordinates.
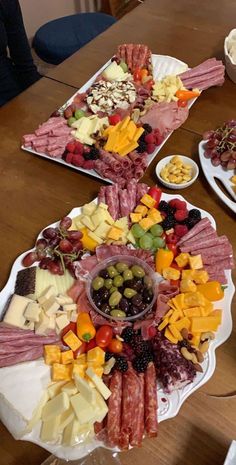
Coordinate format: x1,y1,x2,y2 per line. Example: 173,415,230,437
130,372,145,447
144,362,158,437
107,370,122,447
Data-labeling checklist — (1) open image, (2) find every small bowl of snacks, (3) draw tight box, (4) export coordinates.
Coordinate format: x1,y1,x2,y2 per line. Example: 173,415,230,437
224,29,236,84
86,255,159,322
155,155,199,189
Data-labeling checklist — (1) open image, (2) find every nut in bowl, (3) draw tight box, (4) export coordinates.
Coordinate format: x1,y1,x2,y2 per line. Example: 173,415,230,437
86,255,161,322
224,29,236,84
156,155,199,189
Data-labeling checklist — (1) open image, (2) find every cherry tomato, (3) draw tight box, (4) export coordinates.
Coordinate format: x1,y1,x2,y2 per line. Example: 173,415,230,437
133,68,142,81
167,243,178,257
144,79,154,90
73,341,87,358
166,233,178,245
148,326,157,338
177,99,188,108
140,68,148,82
107,338,123,353
61,322,77,343
147,186,162,207
170,279,180,287
95,325,113,348
86,338,96,352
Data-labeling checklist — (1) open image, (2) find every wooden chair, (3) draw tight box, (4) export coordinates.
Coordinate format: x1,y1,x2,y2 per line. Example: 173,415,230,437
101,0,142,19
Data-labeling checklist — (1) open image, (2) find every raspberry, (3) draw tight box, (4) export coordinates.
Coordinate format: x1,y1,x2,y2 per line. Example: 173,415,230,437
74,141,84,154
65,152,74,164
166,233,178,244
66,141,76,153
169,199,187,210
153,129,164,145
174,209,188,221
174,224,189,237
146,143,156,154
83,159,95,170
144,133,155,144
72,154,84,167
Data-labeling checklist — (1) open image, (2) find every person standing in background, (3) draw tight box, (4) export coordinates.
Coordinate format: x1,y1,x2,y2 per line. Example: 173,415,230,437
0,0,41,106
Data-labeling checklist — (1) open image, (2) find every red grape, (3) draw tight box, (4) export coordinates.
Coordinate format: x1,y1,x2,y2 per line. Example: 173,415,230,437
60,217,72,231
47,261,61,275
59,239,74,253
48,236,60,248
220,151,232,161
67,230,83,242
36,238,47,250
43,227,58,240
22,251,38,267
227,160,236,170
73,241,83,253
39,257,52,269
211,157,221,166
206,138,218,149
37,249,47,260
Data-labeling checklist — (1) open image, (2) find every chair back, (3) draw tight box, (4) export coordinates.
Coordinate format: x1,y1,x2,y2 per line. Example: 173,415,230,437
102,0,141,18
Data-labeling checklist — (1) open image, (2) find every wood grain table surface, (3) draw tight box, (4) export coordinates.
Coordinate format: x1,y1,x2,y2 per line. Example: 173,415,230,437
0,1,235,464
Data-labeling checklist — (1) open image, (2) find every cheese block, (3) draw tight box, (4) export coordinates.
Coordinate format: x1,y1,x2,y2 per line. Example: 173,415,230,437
56,294,74,306
56,313,70,332
86,368,111,400
61,381,78,396
70,393,97,424
42,296,60,316
40,415,61,442
34,312,50,335
92,389,108,423
3,294,33,329
74,375,95,403
42,392,70,421
47,381,67,399
15,267,74,300
38,286,57,305
24,302,41,322
82,201,97,216
62,418,93,446
58,406,75,433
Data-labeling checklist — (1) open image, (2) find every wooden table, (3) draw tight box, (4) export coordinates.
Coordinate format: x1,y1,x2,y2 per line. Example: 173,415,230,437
0,1,235,464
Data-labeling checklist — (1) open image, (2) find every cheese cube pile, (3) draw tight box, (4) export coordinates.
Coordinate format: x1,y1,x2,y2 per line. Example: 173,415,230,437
130,194,162,231
162,253,207,291
103,116,144,156
69,201,135,248
152,75,186,103
71,115,108,145
158,291,222,346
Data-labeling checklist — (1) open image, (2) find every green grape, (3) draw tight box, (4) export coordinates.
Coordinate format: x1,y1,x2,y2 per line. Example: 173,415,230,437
152,236,166,249
131,223,146,239
67,117,76,127
74,109,85,120
139,233,153,250
119,61,128,73
150,224,164,237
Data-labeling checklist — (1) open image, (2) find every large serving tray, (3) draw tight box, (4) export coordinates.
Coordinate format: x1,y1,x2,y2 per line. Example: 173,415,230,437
21,55,196,183
0,193,234,461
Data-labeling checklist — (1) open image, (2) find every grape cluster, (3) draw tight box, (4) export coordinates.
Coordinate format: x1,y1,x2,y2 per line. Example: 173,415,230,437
203,120,236,170
22,217,83,276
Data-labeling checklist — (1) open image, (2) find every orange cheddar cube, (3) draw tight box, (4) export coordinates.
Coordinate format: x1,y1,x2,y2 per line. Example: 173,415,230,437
189,254,203,270
183,307,202,318
72,363,86,379
130,212,142,223
61,350,74,365
147,208,162,223
87,347,105,365
175,253,190,268
74,354,87,364
44,345,61,365
52,363,72,381
181,269,195,280
190,332,201,348
169,308,181,323
134,205,148,217
107,226,123,241
158,318,169,331
174,317,191,331
164,327,178,344
193,270,209,284
191,316,220,333
63,330,82,352
140,194,156,209
210,309,222,325
139,217,155,231
168,324,183,341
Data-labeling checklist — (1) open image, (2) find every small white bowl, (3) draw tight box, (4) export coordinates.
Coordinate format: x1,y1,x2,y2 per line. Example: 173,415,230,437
224,29,236,84
155,155,199,190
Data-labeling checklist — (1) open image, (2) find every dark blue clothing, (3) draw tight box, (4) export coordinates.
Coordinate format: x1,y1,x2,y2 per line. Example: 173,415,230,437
0,0,40,106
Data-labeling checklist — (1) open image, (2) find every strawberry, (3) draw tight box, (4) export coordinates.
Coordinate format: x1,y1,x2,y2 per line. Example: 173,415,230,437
144,133,155,144
169,199,187,210
174,210,188,221
65,152,74,164
83,160,95,170
74,141,84,154
174,224,189,237
146,143,156,154
72,154,84,167
66,141,76,153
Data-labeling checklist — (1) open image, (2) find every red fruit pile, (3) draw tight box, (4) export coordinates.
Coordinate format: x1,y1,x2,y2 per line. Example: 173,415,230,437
64,141,97,170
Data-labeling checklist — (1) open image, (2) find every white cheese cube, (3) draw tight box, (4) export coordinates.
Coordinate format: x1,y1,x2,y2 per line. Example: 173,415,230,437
81,215,96,231
42,296,60,316
42,392,70,421
56,294,74,306
82,201,97,216
86,368,111,400
93,389,108,423
3,294,32,329
88,230,103,245
70,393,97,424
48,315,56,331
40,415,61,442
24,302,41,322
98,202,108,210
47,381,67,399
24,391,49,434
56,314,70,332
62,418,93,446
70,310,78,323
38,286,57,304
74,375,95,404
35,312,50,335
61,381,78,396
58,406,75,433
94,222,111,239
23,321,35,330
62,303,77,312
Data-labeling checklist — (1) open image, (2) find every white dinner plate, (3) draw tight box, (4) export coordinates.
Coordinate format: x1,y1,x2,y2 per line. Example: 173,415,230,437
21,55,196,184
199,140,236,214
0,193,234,460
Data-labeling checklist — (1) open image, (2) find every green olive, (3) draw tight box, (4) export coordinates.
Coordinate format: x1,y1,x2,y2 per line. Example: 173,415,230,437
115,262,128,273
131,265,145,278
113,275,124,287
123,269,133,281
144,275,153,289
110,309,126,318
109,286,118,294
109,291,122,307
104,278,113,289
123,288,137,299
92,276,104,290
107,265,119,278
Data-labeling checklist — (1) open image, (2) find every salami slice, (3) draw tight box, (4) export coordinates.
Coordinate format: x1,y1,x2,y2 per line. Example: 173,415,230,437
130,372,145,447
98,186,106,204
107,370,122,447
136,182,149,203
0,346,43,368
144,362,158,437
179,226,216,247
177,218,211,245
119,189,130,217
119,366,133,449
132,44,141,69
127,179,137,212
205,257,235,272
105,184,119,220
180,235,228,253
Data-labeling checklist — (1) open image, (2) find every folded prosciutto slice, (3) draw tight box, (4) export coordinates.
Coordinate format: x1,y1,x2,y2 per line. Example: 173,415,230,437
140,101,189,136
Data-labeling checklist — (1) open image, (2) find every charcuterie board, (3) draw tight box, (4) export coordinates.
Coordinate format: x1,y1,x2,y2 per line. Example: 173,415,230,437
21,54,196,185
0,192,234,461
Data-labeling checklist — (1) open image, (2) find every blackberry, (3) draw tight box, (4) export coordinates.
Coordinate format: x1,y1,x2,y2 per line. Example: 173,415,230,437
183,217,199,229
105,352,114,362
89,147,100,160
188,209,201,220
130,334,150,356
121,327,135,343
137,140,147,153
161,215,176,230
115,356,128,372
159,200,173,214
132,355,149,373
83,152,92,160
142,123,152,133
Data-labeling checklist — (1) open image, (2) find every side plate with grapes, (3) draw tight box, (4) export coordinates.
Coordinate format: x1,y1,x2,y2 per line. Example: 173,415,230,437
199,140,236,214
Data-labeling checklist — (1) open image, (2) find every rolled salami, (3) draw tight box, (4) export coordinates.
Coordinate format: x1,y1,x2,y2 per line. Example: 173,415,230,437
144,362,158,437
107,370,122,447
